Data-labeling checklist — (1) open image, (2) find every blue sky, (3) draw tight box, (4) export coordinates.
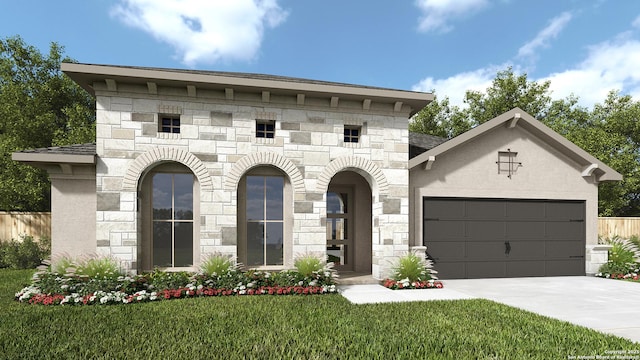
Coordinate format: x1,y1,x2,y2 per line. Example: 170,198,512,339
1,0,639,109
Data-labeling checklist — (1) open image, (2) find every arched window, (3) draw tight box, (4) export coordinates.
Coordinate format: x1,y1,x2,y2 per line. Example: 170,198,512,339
238,166,291,268
140,163,199,270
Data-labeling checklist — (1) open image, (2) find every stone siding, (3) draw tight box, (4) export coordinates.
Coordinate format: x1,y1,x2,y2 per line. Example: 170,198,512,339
94,82,411,278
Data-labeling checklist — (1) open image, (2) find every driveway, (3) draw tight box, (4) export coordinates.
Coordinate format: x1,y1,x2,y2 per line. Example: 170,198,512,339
339,276,640,343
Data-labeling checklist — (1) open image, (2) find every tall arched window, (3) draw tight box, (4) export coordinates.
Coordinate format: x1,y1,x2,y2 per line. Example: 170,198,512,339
238,167,290,268
140,163,199,271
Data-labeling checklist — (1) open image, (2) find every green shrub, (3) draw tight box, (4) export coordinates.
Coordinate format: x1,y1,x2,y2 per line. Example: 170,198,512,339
0,235,49,269
391,252,437,282
598,236,640,275
199,253,236,276
148,270,191,291
294,253,325,277
74,255,124,279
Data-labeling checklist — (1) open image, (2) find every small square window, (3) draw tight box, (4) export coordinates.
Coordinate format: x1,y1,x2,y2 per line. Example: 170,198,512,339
256,120,275,138
344,126,361,143
159,115,181,134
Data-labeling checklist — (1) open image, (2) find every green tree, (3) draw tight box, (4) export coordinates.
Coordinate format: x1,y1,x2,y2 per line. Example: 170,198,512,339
410,67,554,139
0,36,95,211
465,67,552,124
409,93,471,138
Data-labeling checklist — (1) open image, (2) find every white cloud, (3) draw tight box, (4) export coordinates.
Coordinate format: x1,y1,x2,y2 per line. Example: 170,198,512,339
415,0,489,33
542,35,640,107
413,13,640,109
412,65,504,106
633,14,640,29
518,12,572,59
111,0,288,66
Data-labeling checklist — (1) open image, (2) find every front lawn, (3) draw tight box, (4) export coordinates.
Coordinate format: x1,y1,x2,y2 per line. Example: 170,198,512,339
1,269,637,359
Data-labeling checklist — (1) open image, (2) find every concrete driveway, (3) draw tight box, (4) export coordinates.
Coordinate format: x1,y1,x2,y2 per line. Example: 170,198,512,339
339,276,640,343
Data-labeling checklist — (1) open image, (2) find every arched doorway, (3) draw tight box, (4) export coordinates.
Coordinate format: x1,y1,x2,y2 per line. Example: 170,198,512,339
326,171,372,274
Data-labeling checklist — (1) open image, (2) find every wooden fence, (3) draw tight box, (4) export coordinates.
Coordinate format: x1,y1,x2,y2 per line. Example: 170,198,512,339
598,217,640,239
0,212,51,241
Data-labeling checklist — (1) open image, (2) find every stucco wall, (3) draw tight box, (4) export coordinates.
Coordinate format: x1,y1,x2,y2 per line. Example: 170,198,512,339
409,125,599,249
93,82,412,278
50,176,97,257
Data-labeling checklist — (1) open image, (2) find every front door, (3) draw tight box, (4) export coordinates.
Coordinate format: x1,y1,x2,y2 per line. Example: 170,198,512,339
326,187,354,271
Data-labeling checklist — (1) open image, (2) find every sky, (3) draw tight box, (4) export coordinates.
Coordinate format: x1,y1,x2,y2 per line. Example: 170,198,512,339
1,0,640,109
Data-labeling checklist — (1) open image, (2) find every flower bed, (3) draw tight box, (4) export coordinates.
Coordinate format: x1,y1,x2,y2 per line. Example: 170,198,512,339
16,262,338,305
595,272,640,282
382,278,443,290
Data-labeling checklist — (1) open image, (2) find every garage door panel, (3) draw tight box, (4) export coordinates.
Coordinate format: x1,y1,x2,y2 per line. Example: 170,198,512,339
546,222,583,239
433,262,467,279
466,241,507,260
427,241,465,260
507,261,545,277
466,200,504,219
466,261,506,278
546,259,584,276
546,240,584,258
506,241,546,259
506,201,545,219
424,220,465,238
506,221,546,238
466,221,505,239
546,202,584,221
424,199,464,219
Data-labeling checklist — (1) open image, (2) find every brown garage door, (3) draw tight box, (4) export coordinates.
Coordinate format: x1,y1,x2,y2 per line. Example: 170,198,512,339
423,198,585,279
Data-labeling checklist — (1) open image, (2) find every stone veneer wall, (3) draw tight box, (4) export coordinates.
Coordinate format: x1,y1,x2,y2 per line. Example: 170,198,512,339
94,82,411,279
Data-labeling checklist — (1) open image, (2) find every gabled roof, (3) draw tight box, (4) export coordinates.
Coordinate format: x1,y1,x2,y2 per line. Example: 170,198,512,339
61,63,433,117
408,108,622,182
409,132,448,159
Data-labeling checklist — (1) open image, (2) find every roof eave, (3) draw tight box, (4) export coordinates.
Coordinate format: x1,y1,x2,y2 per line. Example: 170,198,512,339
12,152,96,165
61,63,433,116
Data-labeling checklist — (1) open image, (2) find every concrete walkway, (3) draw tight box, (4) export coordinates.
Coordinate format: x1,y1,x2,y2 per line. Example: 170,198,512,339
339,276,640,344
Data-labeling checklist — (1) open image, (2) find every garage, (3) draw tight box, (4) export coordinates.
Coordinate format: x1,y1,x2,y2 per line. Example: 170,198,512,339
423,197,586,279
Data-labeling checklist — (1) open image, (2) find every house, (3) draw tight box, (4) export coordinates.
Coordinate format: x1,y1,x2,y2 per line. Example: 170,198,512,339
12,63,622,280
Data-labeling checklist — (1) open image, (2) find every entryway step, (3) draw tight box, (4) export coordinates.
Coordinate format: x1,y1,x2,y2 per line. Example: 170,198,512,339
337,273,379,285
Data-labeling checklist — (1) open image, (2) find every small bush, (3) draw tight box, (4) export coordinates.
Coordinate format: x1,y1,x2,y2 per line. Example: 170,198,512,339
148,270,191,291
294,253,325,277
0,235,50,269
598,236,640,276
75,255,123,279
391,252,437,282
199,253,236,276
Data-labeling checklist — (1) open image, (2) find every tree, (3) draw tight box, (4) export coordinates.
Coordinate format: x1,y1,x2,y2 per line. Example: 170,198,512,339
410,67,554,139
409,93,471,139
0,36,95,211
464,67,552,124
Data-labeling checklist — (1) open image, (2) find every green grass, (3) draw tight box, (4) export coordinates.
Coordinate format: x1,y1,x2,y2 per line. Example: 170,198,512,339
1,269,638,359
